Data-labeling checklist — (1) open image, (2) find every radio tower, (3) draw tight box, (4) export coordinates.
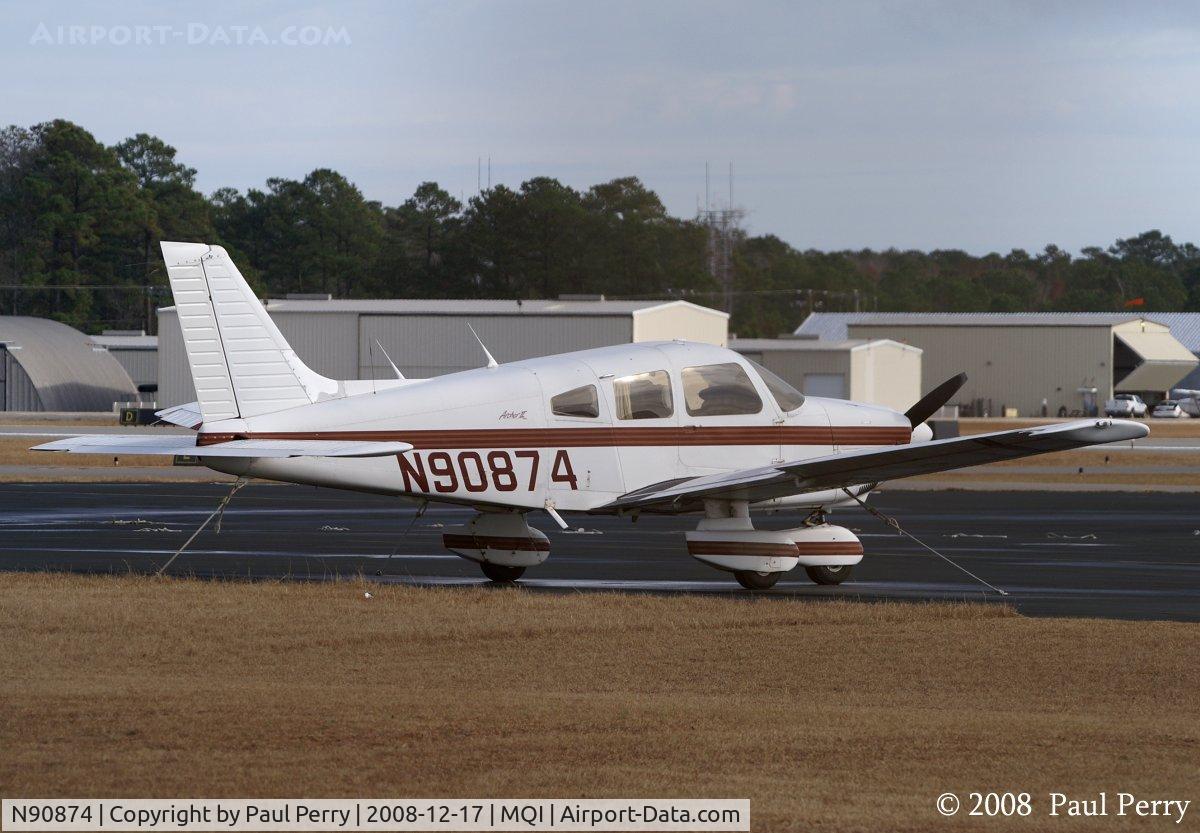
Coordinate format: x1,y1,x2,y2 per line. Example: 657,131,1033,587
699,162,745,314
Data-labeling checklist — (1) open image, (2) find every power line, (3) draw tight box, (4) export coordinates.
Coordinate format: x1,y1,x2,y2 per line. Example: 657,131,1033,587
0,284,167,291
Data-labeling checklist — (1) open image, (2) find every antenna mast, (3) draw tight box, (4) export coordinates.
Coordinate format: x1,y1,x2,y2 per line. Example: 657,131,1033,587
698,160,745,315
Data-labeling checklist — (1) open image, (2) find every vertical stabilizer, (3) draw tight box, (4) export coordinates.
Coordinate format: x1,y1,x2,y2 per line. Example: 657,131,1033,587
161,242,335,423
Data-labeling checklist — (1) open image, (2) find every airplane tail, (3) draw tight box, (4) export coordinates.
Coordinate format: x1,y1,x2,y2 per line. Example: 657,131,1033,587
161,241,336,424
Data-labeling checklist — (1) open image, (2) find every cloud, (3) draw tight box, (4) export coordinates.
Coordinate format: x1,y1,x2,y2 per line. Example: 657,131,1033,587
3,0,1200,252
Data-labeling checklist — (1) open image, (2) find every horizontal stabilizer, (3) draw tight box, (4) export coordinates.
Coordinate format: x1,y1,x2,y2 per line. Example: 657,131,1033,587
32,434,412,459
155,401,203,430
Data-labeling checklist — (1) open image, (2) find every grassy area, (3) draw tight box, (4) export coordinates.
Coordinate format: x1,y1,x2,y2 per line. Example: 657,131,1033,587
0,437,171,468
910,470,1200,487
961,417,1200,438
911,431,1197,488
0,575,1195,832
0,420,1192,488
0,413,119,426
0,437,232,482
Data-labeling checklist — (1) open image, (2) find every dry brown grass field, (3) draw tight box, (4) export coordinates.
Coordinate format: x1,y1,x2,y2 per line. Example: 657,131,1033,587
0,414,117,426
2,425,1194,490
910,471,1199,487
0,574,1195,832
1,439,1177,472
961,417,1200,438
0,437,171,468
985,449,1191,468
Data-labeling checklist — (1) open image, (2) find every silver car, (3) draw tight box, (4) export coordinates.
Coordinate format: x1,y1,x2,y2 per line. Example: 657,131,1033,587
1151,400,1189,419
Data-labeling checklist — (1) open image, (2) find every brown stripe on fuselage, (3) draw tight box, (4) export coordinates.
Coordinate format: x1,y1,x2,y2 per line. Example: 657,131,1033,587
196,425,911,448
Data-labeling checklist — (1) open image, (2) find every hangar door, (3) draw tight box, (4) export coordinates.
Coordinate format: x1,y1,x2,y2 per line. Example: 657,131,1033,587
0,345,39,412
803,373,847,399
1112,325,1199,392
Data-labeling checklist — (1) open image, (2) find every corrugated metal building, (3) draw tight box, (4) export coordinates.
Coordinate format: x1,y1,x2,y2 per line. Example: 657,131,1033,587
796,312,1199,416
1123,312,1200,391
0,317,139,411
157,298,729,408
88,331,159,392
731,337,922,412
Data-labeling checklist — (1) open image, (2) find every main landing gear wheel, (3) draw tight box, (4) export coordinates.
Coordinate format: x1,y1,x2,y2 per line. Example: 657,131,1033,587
806,565,853,585
480,562,526,583
734,570,780,591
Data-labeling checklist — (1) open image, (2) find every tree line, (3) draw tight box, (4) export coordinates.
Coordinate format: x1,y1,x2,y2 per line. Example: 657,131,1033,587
3,119,1199,337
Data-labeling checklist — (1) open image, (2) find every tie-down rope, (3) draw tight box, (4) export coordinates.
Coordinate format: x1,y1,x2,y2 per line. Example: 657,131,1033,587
156,477,250,576
841,488,1008,596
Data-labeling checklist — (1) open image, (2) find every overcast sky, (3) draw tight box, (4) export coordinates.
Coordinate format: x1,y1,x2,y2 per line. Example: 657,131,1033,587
4,1,1198,254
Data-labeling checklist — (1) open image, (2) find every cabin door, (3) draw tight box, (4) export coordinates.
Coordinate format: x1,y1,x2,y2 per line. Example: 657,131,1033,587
534,364,623,510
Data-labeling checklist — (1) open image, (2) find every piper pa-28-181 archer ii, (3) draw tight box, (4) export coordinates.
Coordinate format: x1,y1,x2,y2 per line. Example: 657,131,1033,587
36,242,1150,589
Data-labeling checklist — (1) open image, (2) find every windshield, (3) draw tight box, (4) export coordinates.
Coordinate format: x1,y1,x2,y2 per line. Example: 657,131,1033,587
746,359,804,412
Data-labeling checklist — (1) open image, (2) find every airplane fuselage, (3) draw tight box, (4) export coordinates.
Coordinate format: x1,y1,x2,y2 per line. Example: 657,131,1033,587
201,341,916,513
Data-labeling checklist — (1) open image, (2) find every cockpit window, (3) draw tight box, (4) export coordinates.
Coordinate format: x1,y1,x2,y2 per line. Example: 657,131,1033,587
613,370,673,420
682,363,763,416
747,359,805,412
551,384,599,418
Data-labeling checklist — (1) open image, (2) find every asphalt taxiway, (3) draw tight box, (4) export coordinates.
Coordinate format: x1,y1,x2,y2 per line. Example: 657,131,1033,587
0,483,1196,620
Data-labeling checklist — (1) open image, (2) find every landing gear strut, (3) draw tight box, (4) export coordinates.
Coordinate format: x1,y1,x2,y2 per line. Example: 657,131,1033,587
734,570,780,591
801,507,829,527
481,562,526,583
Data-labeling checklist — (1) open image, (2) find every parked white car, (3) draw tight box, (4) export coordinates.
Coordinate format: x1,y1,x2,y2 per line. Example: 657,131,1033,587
1104,394,1147,418
1151,400,1189,419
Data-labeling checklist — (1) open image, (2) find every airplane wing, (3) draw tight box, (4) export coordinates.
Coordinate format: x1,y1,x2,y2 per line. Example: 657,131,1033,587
32,435,412,459
602,419,1148,512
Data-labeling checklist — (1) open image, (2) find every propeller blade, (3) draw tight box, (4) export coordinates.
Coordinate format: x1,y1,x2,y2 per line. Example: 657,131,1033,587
905,372,967,427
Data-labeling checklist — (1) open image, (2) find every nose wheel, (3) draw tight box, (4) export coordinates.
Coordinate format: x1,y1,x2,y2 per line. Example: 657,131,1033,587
806,564,852,585
734,570,780,591
481,562,526,583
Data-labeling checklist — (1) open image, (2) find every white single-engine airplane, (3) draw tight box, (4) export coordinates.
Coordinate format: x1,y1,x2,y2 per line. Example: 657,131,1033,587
37,242,1150,589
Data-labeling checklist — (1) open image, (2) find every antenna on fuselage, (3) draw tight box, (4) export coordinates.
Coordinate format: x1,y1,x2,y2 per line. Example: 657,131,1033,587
467,323,499,369
374,339,405,380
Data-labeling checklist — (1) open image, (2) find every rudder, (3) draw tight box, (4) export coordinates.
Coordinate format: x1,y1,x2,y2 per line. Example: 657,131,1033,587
162,241,333,423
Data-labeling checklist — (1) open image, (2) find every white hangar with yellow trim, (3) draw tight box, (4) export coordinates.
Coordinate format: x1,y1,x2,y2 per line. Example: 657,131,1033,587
731,337,922,413
796,312,1199,417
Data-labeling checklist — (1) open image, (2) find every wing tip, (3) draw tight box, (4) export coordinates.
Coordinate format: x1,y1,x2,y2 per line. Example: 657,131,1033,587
1102,418,1150,441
